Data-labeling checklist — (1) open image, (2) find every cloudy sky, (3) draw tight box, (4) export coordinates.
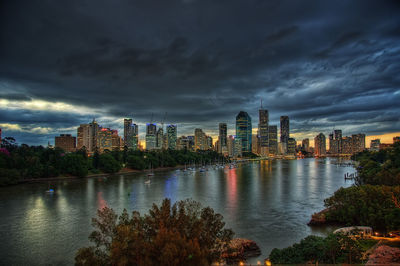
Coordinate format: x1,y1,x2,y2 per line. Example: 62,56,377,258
1,0,400,146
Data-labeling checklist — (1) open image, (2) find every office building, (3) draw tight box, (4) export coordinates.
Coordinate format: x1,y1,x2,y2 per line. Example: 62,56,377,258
370,139,380,151
302,138,310,152
156,128,164,149
236,111,252,153
206,136,213,150
252,134,259,154
341,137,353,154
258,108,269,156
314,133,326,156
233,137,242,157
97,128,113,153
77,119,100,153
194,128,206,150
146,123,157,150
177,136,190,150
55,134,76,152
280,116,289,153
123,119,138,150
287,138,296,155
352,133,366,153
218,123,228,154
268,125,278,155
167,124,177,150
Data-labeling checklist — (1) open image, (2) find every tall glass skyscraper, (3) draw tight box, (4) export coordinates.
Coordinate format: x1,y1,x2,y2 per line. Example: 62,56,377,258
258,108,269,155
146,123,157,150
167,124,177,150
280,116,289,153
236,111,252,153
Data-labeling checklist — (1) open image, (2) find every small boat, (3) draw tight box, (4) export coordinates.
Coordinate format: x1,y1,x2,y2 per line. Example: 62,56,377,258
46,188,55,193
144,179,151,184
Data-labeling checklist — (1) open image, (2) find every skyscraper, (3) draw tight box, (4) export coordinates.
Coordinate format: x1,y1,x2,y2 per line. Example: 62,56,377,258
314,133,326,156
97,128,113,153
352,133,366,153
287,138,296,155
218,123,227,154
268,125,278,155
124,118,133,148
280,116,289,153
236,111,252,153
194,128,206,151
258,108,269,156
156,128,164,149
167,124,177,150
146,123,157,150
77,119,100,153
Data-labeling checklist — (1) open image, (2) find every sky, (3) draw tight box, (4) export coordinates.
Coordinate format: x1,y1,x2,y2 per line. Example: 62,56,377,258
1,0,400,146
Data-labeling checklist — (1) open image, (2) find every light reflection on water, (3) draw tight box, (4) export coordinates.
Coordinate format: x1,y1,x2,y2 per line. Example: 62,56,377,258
0,158,354,265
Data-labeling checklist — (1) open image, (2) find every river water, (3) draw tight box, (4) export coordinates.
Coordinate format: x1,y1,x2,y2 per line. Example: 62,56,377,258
0,158,354,265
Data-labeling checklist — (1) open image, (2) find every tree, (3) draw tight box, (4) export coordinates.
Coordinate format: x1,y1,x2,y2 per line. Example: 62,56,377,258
99,154,121,174
75,198,234,265
61,154,88,177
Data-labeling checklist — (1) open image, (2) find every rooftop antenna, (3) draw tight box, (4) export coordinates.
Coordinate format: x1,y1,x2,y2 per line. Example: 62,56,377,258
161,112,167,130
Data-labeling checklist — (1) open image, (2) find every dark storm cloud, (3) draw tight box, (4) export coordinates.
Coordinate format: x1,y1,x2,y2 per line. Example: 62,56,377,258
1,0,400,145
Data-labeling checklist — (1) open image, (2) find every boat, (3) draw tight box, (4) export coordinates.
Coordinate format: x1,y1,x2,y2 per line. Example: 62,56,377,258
147,163,154,176
144,179,151,184
46,182,55,193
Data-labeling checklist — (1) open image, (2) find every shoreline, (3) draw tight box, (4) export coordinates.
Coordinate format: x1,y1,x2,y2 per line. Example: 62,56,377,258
18,165,185,184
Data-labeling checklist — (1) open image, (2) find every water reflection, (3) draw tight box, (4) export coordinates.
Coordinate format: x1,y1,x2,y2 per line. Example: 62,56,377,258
0,158,354,265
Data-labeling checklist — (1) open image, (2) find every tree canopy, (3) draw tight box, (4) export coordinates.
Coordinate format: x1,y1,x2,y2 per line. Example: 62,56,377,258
75,198,234,266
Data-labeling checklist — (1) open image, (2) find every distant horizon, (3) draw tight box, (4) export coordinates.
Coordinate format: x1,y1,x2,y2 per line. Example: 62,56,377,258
1,0,399,148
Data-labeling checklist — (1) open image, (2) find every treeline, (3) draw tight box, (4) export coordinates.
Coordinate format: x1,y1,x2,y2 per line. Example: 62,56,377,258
321,142,400,231
269,233,374,264
0,137,225,186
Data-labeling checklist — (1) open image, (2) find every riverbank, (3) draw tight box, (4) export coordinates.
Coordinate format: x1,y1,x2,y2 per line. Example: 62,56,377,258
18,165,185,184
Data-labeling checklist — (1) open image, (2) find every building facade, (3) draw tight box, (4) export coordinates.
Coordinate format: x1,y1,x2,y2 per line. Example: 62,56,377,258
258,109,269,156
167,124,177,150
146,123,157,150
218,123,228,154
280,116,289,153
314,133,326,156
55,134,76,152
77,119,100,153
236,111,252,153
268,125,278,155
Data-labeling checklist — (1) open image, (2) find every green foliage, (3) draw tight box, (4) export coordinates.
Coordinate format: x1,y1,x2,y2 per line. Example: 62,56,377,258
61,154,88,177
324,185,400,231
0,137,225,186
353,142,400,186
99,154,121,174
75,198,234,266
269,233,363,264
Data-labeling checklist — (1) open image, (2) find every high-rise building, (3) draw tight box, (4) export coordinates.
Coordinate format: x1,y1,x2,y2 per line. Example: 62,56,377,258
167,125,177,150
111,130,123,151
370,139,380,151
187,136,195,151
236,111,252,153
233,137,242,157
123,119,139,150
329,129,342,154
352,133,365,153
280,116,289,153
218,123,228,154
227,135,234,157
97,128,113,153
55,134,76,152
258,108,269,156
341,136,353,154
314,133,326,156
156,128,164,149
194,128,207,150
206,136,213,150
252,134,259,154
177,136,190,150
268,125,278,155
287,138,296,155
77,119,100,153
146,123,157,150
302,138,310,152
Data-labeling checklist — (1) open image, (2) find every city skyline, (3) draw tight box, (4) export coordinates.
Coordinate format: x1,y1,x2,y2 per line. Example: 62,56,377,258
1,0,400,146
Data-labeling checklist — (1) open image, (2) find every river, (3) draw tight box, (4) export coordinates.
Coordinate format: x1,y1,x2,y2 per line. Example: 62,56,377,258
0,157,354,265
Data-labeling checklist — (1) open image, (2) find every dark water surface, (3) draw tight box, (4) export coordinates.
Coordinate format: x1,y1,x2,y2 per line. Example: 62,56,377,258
0,158,354,265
